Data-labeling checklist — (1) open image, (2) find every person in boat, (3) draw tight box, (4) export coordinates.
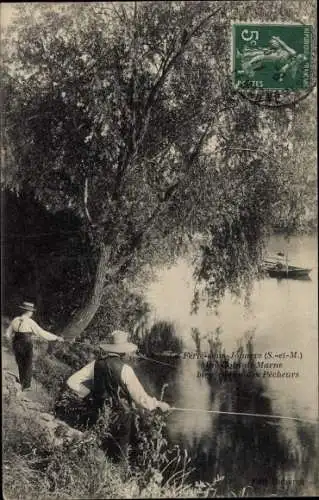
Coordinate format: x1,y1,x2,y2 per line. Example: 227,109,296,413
67,330,170,461
5,301,64,392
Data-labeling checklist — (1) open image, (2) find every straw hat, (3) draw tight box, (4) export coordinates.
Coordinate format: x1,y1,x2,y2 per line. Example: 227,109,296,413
19,301,36,312
100,330,138,354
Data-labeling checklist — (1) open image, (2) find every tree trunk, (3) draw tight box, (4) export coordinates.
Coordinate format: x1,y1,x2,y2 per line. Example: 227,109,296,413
61,243,112,341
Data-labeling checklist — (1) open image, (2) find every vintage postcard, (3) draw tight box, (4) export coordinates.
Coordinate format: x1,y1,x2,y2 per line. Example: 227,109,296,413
1,1,317,499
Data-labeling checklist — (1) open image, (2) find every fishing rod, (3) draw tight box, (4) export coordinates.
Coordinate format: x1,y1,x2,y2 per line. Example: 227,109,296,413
65,341,179,368
64,341,224,370
61,341,318,425
170,407,319,425
137,353,179,368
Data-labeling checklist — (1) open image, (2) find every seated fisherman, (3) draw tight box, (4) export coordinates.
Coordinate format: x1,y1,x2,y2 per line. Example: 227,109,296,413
67,330,170,460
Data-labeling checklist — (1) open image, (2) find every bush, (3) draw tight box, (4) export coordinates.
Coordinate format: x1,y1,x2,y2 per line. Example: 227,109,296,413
50,340,96,371
32,354,73,403
140,320,183,355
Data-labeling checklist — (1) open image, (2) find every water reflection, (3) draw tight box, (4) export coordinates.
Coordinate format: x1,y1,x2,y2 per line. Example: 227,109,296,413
146,234,318,421
272,274,312,282
145,234,318,494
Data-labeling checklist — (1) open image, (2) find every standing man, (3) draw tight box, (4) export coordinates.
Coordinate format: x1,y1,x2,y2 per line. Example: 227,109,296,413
67,330,170,460
5,301,64,392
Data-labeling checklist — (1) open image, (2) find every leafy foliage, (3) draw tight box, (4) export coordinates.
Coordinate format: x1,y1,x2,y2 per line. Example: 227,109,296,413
139,320,183,355
2,1,316,324
2,189,95,325
3,389,233,498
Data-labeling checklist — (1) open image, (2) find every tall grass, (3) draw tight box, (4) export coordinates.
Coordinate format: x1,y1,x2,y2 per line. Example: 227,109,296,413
7,318,316,497
3,387,226,499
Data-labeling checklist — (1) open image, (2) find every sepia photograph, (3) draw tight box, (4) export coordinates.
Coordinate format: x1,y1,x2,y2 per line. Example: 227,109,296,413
1,1,318,498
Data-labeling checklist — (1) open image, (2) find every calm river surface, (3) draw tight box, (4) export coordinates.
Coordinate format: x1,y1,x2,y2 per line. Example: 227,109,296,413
145,234,318,452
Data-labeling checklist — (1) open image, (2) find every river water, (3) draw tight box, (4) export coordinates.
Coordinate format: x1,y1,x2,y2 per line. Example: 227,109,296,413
143,234,318,493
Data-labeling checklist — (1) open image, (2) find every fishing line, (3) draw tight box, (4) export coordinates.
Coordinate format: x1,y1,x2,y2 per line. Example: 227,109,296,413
170,407,319,425
137,353,179,368
64,342,221,369
61,341,318,425
64,341,179,368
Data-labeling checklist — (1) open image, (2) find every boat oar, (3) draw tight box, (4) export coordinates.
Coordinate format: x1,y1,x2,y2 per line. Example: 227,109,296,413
170,407,319,425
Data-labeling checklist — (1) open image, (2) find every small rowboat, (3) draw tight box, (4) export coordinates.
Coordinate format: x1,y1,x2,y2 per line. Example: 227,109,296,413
263,255,312,280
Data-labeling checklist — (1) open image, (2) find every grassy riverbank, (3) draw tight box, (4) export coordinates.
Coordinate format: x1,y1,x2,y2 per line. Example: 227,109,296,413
3,320,318,498
3,376,234,499
2,332,231,499
3,402,195,499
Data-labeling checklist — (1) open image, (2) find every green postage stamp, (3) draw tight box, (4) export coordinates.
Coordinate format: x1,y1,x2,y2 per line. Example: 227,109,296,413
232,24,312,90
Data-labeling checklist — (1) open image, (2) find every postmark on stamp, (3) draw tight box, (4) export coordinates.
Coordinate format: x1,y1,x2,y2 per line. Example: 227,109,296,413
232,24,312,91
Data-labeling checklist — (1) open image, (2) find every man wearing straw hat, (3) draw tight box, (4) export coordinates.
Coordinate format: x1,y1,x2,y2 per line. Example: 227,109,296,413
67,329,170,460
5,301,64,392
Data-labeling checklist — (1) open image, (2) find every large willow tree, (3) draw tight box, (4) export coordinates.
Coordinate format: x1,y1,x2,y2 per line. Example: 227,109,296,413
2,1,315,338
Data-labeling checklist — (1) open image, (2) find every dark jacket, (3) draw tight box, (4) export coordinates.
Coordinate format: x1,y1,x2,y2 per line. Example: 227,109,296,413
92,354,133,410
